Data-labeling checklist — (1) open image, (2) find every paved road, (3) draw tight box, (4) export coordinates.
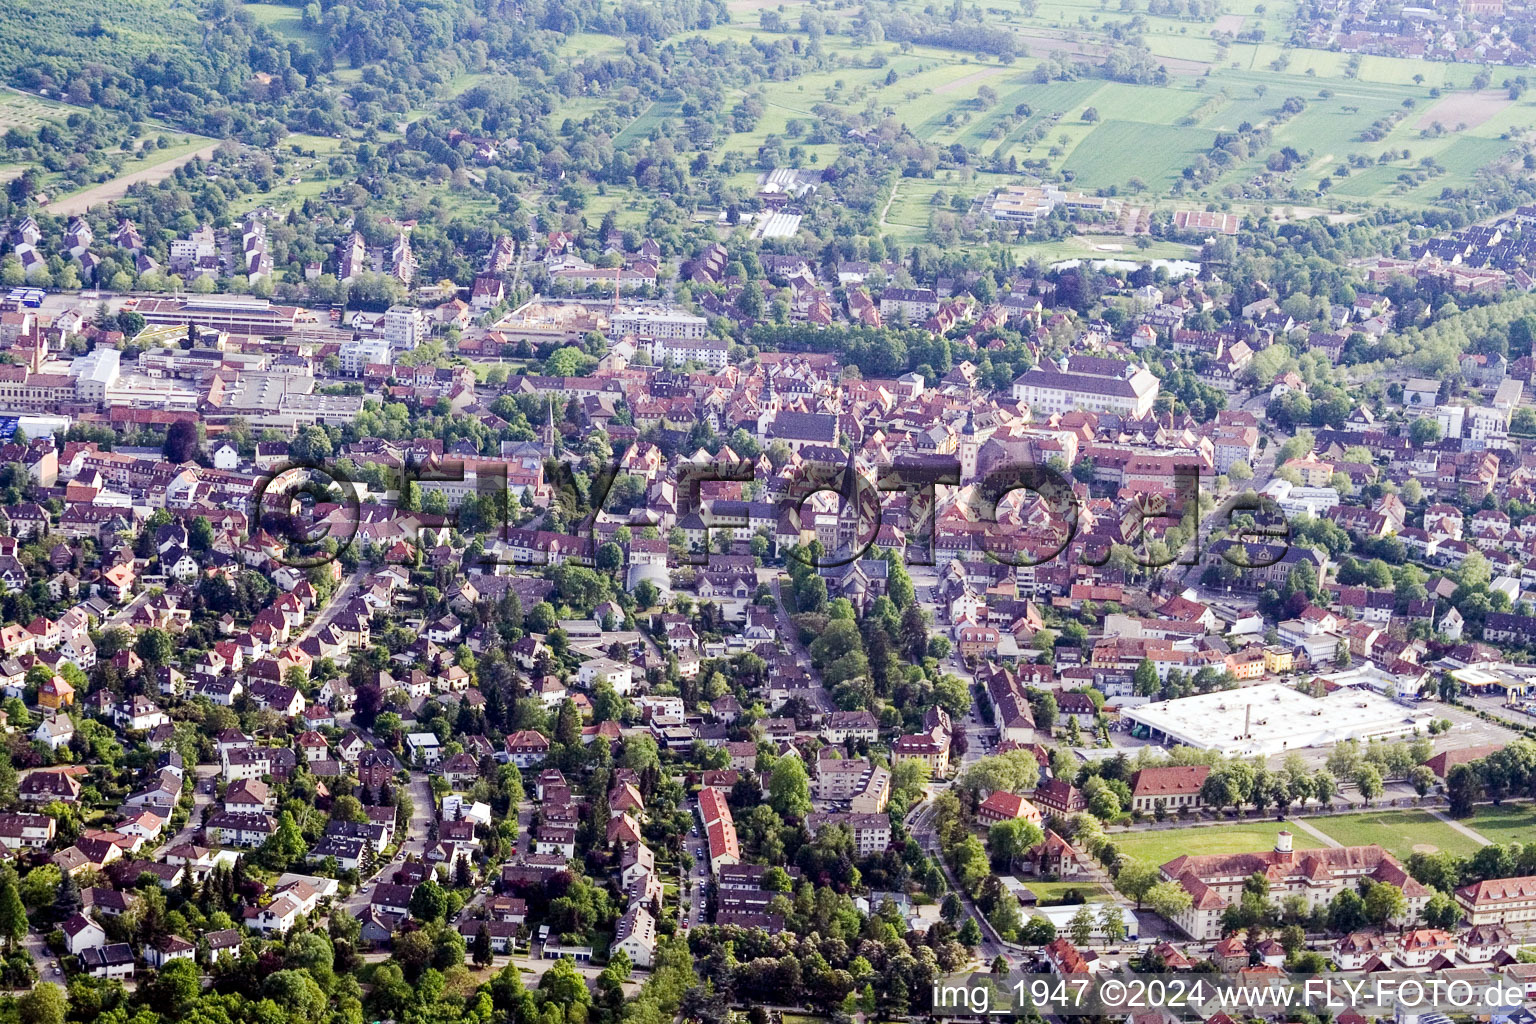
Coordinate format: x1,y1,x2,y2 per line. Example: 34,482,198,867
295,567,368,648
684,811,709,931
338,769,434,918
907,790,1014,968
763,572,812,672
105,591,153,629
155,764,221,852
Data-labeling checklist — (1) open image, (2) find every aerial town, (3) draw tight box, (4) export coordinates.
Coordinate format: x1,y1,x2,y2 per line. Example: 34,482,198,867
2,0,1536,1023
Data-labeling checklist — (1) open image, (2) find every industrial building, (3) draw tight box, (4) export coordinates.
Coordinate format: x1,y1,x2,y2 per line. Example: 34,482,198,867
1120,682,1429,757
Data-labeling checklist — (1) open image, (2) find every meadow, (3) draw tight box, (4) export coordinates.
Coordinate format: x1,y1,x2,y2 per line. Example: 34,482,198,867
242,1,326,49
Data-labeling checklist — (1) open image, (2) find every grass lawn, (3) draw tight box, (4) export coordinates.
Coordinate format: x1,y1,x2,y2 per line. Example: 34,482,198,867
1299,810,1484,860
1024,880,1109,905
1464,804,1536,845
1108,822,1319,866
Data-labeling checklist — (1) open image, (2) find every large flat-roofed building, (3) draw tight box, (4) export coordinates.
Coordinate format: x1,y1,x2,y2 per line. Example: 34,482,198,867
212,373,364,429
133,297,308,336
1172,209,1241,235
652,336,729,369
1120,682,1429,757
611,308,707,340
71,348,121,402
982,184,1120,226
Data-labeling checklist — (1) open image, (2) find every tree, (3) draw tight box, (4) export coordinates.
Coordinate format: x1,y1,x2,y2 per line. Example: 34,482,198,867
1355,763,1384,805
134,628,174,670
957,916,983,947
1068,902,1096,946
1363,882,1405,926
941,892,964,922
289,425,333,463
0,866,25,951
163,420,199,463
1312,769,1336,807
1410,764,1436,798
988,819,1044,868
410,878,448,922
1099,904,1126,944
53,871,80,921
0,755,15,807
1021,916,1057,945
1146,880,1194,922
959,750,1042,795
1115,860,1160,907
473,923,493,965
260,812,306,870
768,754,812,819
17,983,65,1024
990,889,1023,940
150,958,202,1017
540,956,593,1008
1423,890,1460,929
1134,657,1159,696
1447,762,1483,817
1328,888,1366,932
1410,418,1441,446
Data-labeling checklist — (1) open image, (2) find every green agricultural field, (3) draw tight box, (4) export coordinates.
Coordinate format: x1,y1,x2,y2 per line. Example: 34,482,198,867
1298,811,1484,860
511,0,1528,221
614,100,683,149
1063,119,1217,190
1108,823,1320,866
